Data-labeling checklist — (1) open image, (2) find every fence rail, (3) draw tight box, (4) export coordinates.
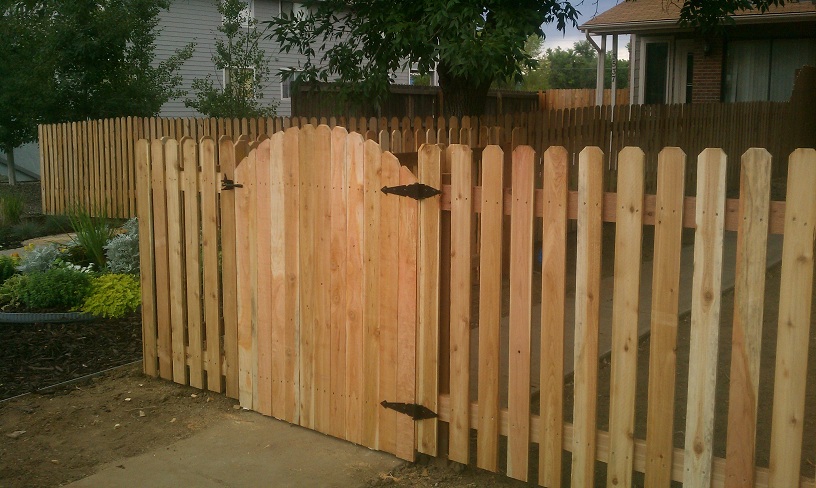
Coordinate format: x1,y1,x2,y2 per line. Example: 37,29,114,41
136,129,816,486
39,98,812,217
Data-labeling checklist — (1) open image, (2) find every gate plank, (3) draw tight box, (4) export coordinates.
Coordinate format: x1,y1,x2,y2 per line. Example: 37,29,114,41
644,147,686,487
448,144,473,465
571,147,604,488
329,127,349,437
298,125,317,428
363,139,383,449
396,165,419,462
282,128,301,423
378,152,401,455
417,144,442,457
683,149,727,486
219,137,242,398
345,132,366,445
182,137,204,389
476,145,504,472
200,137,222,393
269,132,288,419
255,137,273,415
768,149,816,487
606,147,645,488
150,139,172,379
314,125,333,433
235,143,257,408
165,139,188,385
136,140,157,377
539,146,569,488
724,149,771,488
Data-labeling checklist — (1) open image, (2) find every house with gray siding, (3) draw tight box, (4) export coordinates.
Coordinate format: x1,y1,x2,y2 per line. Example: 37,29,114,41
154,0,409,117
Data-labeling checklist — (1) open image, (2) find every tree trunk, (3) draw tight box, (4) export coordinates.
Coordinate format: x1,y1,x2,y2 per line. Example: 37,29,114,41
4,148,16,186
437,63,493,118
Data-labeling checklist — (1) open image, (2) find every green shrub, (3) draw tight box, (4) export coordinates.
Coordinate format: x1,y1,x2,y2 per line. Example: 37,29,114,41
21,268,92,311
0,255,18,284
105,218,140,274
0,274,28,310
68,206,114,271
81,273,141,318
0,195,24,226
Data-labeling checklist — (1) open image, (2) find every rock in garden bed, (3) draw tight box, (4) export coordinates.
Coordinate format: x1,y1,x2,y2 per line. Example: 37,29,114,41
0,312,142,400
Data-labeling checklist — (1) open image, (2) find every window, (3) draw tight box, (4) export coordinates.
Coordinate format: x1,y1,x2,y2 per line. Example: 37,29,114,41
226,67,256,97
280,1,307,16
281,71,301,99
223,0,254,27
724,38,816,102
644,42,669,104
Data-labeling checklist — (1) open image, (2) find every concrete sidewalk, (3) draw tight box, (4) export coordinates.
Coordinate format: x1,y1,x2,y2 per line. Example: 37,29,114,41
68,410,402,488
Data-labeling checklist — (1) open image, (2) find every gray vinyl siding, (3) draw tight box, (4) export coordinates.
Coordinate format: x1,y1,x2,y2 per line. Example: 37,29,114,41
155,0,409,117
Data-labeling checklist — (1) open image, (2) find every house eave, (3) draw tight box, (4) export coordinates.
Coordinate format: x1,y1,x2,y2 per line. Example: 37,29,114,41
580,11,816,36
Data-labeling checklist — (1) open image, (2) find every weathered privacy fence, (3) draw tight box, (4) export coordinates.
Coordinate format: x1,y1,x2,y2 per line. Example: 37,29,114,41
41,99,810,217
137,124,816,486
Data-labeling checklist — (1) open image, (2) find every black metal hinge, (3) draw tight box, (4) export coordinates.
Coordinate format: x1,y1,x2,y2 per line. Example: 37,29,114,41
380,401,437,420
381,183,441,201
222,175,243,191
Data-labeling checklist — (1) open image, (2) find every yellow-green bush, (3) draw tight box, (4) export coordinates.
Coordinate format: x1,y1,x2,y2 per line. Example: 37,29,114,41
81,274,141,318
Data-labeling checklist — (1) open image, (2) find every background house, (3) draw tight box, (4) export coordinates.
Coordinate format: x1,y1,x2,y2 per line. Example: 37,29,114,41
580,0,816,104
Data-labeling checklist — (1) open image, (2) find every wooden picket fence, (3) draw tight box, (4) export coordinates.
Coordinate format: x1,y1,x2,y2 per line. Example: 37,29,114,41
137,123,816,486
538,88,630,110
40,98,812,218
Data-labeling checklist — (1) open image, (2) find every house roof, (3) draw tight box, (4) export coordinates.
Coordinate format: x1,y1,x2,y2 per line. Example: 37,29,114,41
580,0,816,34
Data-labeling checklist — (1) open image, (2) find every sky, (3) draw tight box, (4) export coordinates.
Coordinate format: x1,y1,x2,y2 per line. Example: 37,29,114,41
539,0,631,59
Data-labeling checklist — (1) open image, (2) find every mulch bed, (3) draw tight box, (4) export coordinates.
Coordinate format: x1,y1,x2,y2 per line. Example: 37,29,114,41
0,312,142,400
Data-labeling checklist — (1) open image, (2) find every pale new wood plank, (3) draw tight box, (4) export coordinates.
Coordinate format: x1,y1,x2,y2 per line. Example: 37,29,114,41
395,165,419,462
164,138,187,385
539,146,569,488
151,138,173,379
199,137,222,392
724,149,771,487
182,137,204,389
448,144,473,465
282,128,301,423
476,145,504,472
328,127,349,437
345,132,366,445
644,147,687,488
298,125,317,428
135,140,158,377
219,137,242,398
417,143,442,457
571,147,604,488
683,149,727,486
768,149,816,487
506,145,536,482
378,151,401,455
235,143,256,408
254,137,273,416
313,125,333,433
606,147,645,488
362,138,383,449
268,131,287,418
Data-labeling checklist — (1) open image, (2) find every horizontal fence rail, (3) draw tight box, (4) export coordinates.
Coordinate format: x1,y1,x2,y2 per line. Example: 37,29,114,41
40,97,813,218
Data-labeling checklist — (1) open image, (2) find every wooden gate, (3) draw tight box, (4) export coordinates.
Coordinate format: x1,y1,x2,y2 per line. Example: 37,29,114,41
136,126,441,461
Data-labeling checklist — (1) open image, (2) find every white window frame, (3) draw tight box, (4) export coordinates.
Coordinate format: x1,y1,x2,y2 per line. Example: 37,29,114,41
638,36,674,105
223,0,254,27
279,1,307,16
281,70,302,100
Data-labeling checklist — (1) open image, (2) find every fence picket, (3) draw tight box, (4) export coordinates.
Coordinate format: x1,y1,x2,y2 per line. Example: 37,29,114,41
255,137,273,415
298,125,317,428
200,137,221,393
607,147,645,488
164,139,187,385
182,137,204,389
314,126,333,433
219,137,241,398
136,140,157,377
235,141,257,407
282,129,301,423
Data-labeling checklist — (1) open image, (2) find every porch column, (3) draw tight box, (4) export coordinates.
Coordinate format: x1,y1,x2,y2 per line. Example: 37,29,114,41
611,35,618,107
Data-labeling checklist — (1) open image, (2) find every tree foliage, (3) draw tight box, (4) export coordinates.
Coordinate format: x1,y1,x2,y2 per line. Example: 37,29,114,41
0,0,192,155
185,0,277,118
266,0,580,116
544,41,629,89
677,0,784,34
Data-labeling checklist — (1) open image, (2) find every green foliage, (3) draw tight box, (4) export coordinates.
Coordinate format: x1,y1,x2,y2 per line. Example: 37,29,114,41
0,195,23,226
17,243,61,274
105,218,140,274
544,41,629,89
18,268,92,311
265,0,580,116
0,1,193,153
68,206,115,271
81,273,141,318
185,0,277,118
0,274,28,310
678,0,783,34
0,254,18,284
